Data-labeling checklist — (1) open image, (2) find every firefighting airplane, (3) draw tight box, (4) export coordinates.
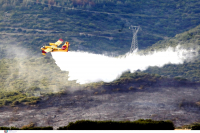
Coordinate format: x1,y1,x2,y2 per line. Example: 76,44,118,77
41,39,70,55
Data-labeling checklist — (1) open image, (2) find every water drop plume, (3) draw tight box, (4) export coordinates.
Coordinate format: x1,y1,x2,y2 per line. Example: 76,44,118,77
52,45,198,84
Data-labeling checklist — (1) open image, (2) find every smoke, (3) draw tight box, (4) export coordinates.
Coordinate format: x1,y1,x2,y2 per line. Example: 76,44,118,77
51,45,199,84
0,37,66,94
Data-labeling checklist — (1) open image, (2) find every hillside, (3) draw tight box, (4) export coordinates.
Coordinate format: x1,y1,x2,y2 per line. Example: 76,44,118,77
141,24,200,82
1,0,200,129
143,24,200,50
0,0,200,99
0,56,79,91
0,0,200,97
0,73,200,129
1,0,200,57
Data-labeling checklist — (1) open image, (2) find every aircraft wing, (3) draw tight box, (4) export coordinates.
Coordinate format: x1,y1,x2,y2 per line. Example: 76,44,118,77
54,39,64,46
44,48,53,52
49,43,56,46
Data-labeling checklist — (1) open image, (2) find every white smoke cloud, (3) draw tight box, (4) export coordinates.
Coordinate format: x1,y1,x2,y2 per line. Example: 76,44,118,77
51,45,199,84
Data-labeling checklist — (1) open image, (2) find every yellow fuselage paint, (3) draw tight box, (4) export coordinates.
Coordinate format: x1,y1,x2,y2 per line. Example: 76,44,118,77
41,42,69,54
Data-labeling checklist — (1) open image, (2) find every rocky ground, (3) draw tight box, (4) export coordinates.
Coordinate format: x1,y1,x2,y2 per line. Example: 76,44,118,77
0,82,200,129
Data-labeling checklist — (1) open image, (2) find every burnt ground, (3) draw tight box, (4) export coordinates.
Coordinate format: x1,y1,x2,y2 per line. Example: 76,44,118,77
0,80,200,129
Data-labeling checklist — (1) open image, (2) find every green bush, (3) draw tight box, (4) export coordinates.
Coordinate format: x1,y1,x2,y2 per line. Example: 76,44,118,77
57,119,175,130
12,101,19,105
21,126,53,130
174,77,188,82
191,124,200,130
2,100,8,105
0,127,10,130
4,92,19,97
10,127,20,130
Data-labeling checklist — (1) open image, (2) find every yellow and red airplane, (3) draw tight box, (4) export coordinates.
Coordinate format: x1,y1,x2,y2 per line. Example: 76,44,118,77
41,39,70,55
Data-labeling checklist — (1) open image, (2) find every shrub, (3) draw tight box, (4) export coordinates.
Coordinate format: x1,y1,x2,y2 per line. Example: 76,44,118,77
2,100,8,105
28,87,40,91
57,119,175,130
174,76,188,82
129,86,136,90
12,101,19,105
10,127,20,130
21,126,53,130
0,127,10,130
4,92,19,97
191,124,200,130
21,122,35,129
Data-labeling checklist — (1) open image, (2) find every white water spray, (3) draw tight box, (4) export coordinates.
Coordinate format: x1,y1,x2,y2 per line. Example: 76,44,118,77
51,45,198,84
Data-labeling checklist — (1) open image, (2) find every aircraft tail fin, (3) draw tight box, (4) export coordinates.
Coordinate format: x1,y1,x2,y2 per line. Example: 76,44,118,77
61,42,70,52
65,42,70,52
